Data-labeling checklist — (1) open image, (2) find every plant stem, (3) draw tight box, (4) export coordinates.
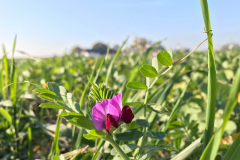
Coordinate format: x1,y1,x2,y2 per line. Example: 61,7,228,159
200,0,216,150
28,126,32,160
134,33,211,158
106,136,130,160
92,139,105,160
133,90,149,157
144,90,149,119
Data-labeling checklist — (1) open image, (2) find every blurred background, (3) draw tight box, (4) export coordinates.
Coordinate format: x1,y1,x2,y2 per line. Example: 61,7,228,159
1,1,240,159
1,0,240,57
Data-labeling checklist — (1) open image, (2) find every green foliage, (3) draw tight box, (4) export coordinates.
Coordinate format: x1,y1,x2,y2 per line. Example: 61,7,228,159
115,131,144,141
136,119,149,128
157,51,173,66
146,131,166,140
111,144,139,155
0,107,12,124
88,82,115,102
83,130,105,140
68,117,95,130
1,26,240,160
200,68,240,160
122,102,143,106
126,82,148,90
200,0,217,150
139,65,158,78
48,117,62,159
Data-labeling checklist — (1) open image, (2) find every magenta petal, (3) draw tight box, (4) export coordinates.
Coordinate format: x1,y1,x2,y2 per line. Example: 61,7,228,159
92,99,109,130
120,106,134,124
105,114,119,133
109,93,122,121
107,103,121,123
105,115,111,133
107,114,119,128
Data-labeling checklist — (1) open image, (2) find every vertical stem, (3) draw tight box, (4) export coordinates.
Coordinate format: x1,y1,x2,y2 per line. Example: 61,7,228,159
106,136,130,160
92,139,105,160
71,125,76,151
75,129,84,149
28,126,32,160
13,104,19,154
144,90,149,119
200,0,216,149
133,90,149,157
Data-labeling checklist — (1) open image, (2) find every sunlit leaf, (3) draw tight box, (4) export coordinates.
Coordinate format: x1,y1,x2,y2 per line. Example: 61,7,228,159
157,51,172,66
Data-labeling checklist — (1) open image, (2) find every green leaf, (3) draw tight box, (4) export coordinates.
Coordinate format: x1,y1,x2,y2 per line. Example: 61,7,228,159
143,144,173,150
136,119,149,128
83,134,100,140
146,131,166,140
126,82,148,90
34,88,56,95
10,36,17,105
0,107,12,124
39,103,64,109
47,82,81,113
147,103,168,114
2,45,9,99
38,93,63,103
174,136,182,151
83,130,105,140
0,64,4,99
111,144,139,155
139,65,158,78
122,102,143,106
115,131,143,141
52,155,64,160
138,148,159,160
69,117,95,130
157,51,172,66
59,112,84,120
121,121,139,130
222,134,240,160
54,100,73,112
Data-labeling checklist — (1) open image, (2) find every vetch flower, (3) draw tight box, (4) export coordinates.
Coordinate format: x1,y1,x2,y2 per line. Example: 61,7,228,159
92,93,134,133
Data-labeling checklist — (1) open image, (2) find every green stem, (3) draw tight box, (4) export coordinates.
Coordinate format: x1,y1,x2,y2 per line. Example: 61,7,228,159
28,126,32,160
200,0,216,150
71,126,76,151
144,90,149,119
134,33,211,158
106,136,130,160
92,139,105,160
13,104,19,154
75,129,84,149
133,90,149,157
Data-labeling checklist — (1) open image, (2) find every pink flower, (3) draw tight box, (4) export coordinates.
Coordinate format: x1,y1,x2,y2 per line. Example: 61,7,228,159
92,93,134,133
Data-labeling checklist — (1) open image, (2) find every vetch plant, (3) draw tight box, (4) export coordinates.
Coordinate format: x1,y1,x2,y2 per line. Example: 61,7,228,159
3,1,240,159
92,93,134,133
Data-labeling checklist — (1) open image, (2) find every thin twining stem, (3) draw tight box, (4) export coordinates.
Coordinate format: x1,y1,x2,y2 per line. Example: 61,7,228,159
149,34,213,89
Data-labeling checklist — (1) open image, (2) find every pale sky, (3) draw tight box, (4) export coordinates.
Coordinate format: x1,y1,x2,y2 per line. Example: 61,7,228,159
1,0,239,57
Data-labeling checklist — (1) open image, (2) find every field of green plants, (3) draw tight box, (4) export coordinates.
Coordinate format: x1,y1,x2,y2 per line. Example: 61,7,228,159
1,1,240,160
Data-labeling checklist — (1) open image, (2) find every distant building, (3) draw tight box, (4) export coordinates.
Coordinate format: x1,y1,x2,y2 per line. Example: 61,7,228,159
72,42,117,57
80,48,116,57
